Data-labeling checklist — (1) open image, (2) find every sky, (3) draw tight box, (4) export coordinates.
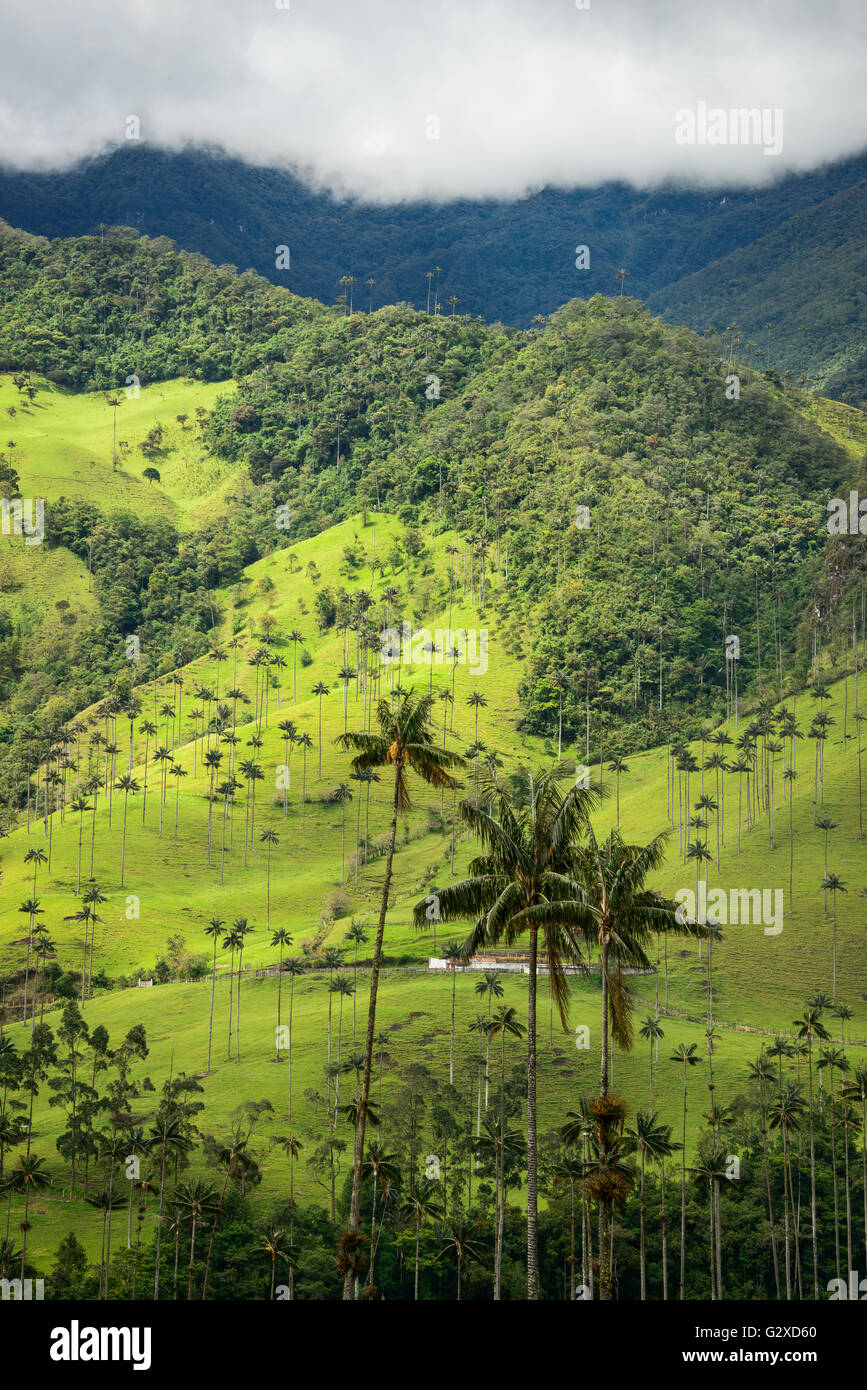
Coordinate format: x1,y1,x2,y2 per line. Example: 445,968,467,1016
0,0,865,202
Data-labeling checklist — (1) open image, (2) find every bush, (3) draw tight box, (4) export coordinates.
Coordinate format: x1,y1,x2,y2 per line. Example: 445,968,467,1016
323,889,350,919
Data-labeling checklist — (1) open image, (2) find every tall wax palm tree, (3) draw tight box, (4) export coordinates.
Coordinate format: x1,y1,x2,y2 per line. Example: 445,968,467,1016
747,1054,782,1298
442,941,465,1085
344,922,368,1042
278,720,296,817
842,1064,867,1272
262,1226,292,1301
474,970,504,1111
818,1046,850,1280
203,748,223,865
487,1003,525,1298
607,755,629,831
297,732,313,822
333,783,352,887
338,665,356,732
222,927,240,1060
331,976,354,1125
286,630,303,704
9,1152,51,1279
435,1218,484,1299
203,919,224,1072
639,1016,665,1109
571,828,702,1099
174,1177,219,1301
70,795,92,893
149,1117,192,1300
114,775,139,888
169,763,187,837
282,959,306,1119
691,1148,729,1300
625,1110,678,1300
794,1006,830,1298
360,1140,401,1294
821,874,847,999
274,1135,304,1298
260,829,279,928
312,682,330,777
670,1042,702,1300
270,927,292,1060
412,764,599,1300
400,1179,444,1300
768,1082,806,1300
233,919,253,1060
337,689,461,1300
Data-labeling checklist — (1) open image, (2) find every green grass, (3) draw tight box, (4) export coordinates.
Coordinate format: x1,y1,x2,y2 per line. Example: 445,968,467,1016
3,381,867,1270
0,373,238,528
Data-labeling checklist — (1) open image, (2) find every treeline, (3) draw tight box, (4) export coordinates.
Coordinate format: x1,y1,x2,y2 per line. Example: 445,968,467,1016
0,224,863,761
2,1000,862,1300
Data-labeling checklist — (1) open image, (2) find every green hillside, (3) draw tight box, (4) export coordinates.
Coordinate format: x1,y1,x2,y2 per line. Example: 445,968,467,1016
2,503,866,1276
649,178,867,406
1,226,865,1302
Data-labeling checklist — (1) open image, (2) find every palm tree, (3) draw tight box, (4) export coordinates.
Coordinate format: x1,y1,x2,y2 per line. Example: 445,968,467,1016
312,682,330,777
615,267,630,294
297,732,313,821
114,775,140,888
344,922,368,1042
174,1178,219,1300
442,941,464,1084
474,971,504,1111
283,959,306,1120
260,829,279,928
400,1179,444,1300
169,763,187,837
149,1117,192,1300
270,927,292,1060
413,764,600,1299
607,755,629,830
69,794,92,893
232,919,253,1060
287,630,303,704
670,1042,702,1300
842,1064,867,1273
794,1006,831,1298
820,874,847,999
639,1016,665,1109
487,1003,525,1297
262,1226,292,1300
747,1054,782,1298
338,665,356,732
331,976,354,1125
274,1135,304,1298
691,1148,729,1299
571,828,702,1099
203,749,223,865
333,784,353,887
8,1152,51,1278
204,919,225,1072
768,1082,806,1301
277,720,296,817
625,1110,678,1300
336,690,462,1299
360,1140,400,1293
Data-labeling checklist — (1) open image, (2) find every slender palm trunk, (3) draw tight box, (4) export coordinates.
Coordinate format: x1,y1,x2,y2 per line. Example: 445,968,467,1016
342,761,402,1299
526,927,540,1299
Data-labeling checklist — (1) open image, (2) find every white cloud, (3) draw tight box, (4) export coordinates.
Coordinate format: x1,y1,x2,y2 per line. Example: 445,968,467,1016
0,0,865,200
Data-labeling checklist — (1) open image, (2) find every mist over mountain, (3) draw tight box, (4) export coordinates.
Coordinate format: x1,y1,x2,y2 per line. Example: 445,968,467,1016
2,144,864,401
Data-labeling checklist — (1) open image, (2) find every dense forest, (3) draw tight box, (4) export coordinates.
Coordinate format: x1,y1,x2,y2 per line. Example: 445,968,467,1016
0,222,862,794
0,145,865,401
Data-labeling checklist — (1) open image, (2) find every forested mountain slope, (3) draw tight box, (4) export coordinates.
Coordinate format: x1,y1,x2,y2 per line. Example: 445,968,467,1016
1,145,865,398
